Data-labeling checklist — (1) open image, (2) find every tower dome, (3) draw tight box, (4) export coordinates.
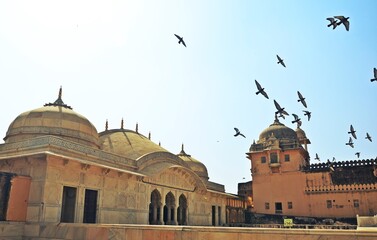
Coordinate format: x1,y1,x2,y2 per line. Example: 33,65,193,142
4,88,99,148
258,118,298,143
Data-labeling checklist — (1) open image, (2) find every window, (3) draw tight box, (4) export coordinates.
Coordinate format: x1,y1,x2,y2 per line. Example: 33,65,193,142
275,202,282,214
353,199,359,208
270,153,278,164
61,186,77,223
288,202,293,209
284,154,290,162
326,200,332,208
261,156,266,164
265,202,270,210
83,189,98,223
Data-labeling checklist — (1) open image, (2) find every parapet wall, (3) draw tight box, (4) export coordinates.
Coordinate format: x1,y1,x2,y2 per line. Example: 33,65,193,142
0,222,375,240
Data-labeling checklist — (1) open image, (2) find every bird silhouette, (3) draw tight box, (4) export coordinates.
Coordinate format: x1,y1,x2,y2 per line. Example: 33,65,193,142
314,153,320,161
291,114,301,124
326,17,339,29
234,128,246,138
366,132,372,142
174,34,186,47
274,100,289,116
345,137,354,148
276,55,286,68
303,110,311,121
278,112,286,120
334,16,350,31
348,124,357,139
371,68,377,82
297,91,307,108
355,152,360,158
254,80,269,99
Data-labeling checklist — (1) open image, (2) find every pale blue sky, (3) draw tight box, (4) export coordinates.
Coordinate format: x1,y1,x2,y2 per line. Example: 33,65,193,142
1,1,376,193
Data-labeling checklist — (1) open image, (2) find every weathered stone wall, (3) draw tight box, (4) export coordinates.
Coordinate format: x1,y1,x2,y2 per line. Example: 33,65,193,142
0,223,372,240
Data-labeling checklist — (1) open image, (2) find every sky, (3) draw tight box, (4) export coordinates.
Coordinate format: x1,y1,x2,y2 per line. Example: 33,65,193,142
0,0,376,194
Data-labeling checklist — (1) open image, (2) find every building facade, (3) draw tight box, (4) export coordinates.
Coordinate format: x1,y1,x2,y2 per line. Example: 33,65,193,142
0,89,239,226
247,117,377,219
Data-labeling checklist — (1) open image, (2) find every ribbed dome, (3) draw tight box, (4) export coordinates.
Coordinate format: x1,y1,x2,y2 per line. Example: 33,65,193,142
4,96,99,148
259,118,298,142
99,129,168,160
177,145,209,181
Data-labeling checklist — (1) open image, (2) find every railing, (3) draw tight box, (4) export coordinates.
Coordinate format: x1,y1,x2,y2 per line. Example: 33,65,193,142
243,223,357,230
305,183,377,193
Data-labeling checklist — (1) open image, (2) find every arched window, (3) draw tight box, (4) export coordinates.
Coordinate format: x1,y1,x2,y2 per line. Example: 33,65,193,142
149,189,162,225
163,192,176,225
177,194,187,225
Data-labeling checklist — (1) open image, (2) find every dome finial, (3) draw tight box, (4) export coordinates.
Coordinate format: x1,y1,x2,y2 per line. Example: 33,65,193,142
121,118,124,129
178,143,191,157
44,86,72,109
105,119,108,131
135,122,139,133
58,86,62,99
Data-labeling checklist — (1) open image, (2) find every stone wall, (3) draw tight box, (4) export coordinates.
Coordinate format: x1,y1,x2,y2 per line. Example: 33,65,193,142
0,222,373,240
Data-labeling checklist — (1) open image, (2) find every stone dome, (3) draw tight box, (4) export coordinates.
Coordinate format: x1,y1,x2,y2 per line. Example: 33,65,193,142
295,127,311,144
259,118,298,143
296,127,306,140
99,128,169,160
4,90,99,148
177,145,209,181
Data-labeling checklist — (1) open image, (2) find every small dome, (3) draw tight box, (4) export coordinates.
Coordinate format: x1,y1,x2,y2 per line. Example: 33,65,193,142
296,127,311,144
296,127,306,140
177,144,209,181
99,129,168,160
4,90,99,148
259,118,298,143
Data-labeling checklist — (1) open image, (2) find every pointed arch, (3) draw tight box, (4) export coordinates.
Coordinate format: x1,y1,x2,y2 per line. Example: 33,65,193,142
177,194,188,225
149,189,162,225
163,192,176,225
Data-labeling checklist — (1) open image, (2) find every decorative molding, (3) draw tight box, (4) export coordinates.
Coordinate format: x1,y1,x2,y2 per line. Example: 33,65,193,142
0,136,137,169
305,183,377,194
81,164,90,171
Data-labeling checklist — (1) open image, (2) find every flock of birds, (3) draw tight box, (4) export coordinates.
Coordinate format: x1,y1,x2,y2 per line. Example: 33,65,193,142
174,15,376,166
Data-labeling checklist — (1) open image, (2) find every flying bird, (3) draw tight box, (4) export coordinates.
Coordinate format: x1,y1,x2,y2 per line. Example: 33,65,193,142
276,55,286,68
291,114,301,124
174,34,186,47
348,124,357,139
371,68,377,82
297,91,307,108
334,16,350,31
314,153,320,161
355,152,360,158
254,80,269,99
345,137,354,148
278,112,286,120
274,100,289,116
366,132,372,142
326,17,339,29
234,128,246,138
303,110,311,121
